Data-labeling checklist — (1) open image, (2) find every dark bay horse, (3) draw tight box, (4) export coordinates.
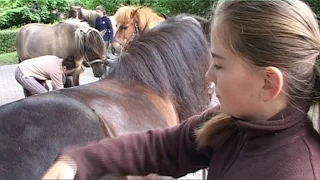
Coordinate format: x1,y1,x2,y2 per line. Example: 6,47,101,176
111,5,165,55
0,14,210,180
16,19,106,88
68,6,117,37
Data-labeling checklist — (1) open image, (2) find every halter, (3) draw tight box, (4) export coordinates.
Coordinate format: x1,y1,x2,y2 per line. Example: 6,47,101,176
89,59,104,65
113,23,140,48
100,56,116,80
79,28,104,66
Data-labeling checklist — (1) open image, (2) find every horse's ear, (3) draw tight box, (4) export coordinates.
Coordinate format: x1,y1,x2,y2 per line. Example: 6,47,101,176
162,13,170,20
192,15,211,41
120,4,125,7
130,6,143,18
193,16,209,30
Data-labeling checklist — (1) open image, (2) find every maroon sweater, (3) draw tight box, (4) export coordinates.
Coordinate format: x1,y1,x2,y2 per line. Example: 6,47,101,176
64,104,320,179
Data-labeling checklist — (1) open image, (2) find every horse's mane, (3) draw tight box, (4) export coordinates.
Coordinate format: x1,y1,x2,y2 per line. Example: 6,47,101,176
164,13,211,42
68,6,98,27
114,5,164,30
106,14,211,120
61,18,90,28
79,8,98,27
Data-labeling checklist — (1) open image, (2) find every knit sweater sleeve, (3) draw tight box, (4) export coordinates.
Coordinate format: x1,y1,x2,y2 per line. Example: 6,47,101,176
50,73,64,90
63,107,219,180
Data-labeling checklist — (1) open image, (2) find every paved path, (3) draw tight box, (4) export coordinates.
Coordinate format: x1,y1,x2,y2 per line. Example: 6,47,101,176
0,64,99,106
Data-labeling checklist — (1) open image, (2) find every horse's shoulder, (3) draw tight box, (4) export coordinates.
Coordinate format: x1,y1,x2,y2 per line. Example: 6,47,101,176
68,82,176,134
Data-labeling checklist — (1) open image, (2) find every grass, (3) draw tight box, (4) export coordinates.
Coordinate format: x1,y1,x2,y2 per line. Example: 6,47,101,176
0,52,18,66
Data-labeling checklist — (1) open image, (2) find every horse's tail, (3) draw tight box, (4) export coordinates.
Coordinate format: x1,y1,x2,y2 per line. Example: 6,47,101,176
74,27,106,66
15,27,29,63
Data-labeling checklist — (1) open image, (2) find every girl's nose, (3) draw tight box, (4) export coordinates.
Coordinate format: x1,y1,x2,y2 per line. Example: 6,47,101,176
205,64,217,84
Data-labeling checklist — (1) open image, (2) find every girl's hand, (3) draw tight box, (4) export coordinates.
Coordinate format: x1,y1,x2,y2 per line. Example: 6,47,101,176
42,155,77,180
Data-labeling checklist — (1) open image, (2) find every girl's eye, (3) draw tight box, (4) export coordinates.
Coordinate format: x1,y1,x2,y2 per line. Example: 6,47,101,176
213,64,222,70
122,26,128,30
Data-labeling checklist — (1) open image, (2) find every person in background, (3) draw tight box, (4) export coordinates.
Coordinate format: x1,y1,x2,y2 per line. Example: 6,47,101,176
15,55,76,96
42,0,320,179
95,5,113,49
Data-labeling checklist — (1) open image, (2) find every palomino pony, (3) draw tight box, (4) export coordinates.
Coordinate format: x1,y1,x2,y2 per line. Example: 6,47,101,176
111,5,165,55
0,15,210,179
16,19,106,90
68,5,117,37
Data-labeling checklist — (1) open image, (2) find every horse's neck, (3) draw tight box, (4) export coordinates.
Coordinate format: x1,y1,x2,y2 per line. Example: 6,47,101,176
81,8,98,27
137,10,164,30
91,80,180,127
148,15,164,28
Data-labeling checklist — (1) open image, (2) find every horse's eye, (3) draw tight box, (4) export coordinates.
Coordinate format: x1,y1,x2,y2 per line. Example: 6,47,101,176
123,26,128,30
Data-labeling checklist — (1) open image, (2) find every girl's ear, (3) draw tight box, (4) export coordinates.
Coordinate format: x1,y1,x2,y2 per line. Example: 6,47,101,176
260,66,284,102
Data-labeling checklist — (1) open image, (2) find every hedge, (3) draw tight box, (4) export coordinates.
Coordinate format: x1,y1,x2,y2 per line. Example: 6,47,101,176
0,30,18,54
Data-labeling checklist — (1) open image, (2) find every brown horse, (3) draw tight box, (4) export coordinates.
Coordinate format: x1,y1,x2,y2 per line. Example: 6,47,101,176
110,5,165,55
68,5,117,37
16,19,106,89
0,15,210,180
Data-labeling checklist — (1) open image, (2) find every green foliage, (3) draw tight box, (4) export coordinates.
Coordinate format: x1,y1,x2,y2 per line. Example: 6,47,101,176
2,0,320,29
79,0,216,18
166,0,216,18
307,0,320,17
0,52,18,65
80,0,134,15
0,0,76,29
0,29,18,54
0,0,19,9
0,0,320,29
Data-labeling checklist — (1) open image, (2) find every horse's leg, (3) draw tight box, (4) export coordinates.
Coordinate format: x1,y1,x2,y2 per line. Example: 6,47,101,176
23,88,32,97
36,79,49,91
72,68,81,86
43,81,49,91
64,76,74,88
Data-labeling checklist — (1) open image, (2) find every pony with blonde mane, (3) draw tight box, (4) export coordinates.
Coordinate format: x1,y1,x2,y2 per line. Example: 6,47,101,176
111,5,165,55
16,19,106,96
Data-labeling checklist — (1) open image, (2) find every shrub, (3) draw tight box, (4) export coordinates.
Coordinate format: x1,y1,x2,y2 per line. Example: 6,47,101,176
0,30,18,54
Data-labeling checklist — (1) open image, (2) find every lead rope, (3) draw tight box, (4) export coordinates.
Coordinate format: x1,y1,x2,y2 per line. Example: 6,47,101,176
308,102,320,132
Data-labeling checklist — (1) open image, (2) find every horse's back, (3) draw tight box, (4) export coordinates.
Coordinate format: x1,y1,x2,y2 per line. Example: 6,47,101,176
56,80,179,136
0,94,106,179
17,23,55,60
16,23,76,61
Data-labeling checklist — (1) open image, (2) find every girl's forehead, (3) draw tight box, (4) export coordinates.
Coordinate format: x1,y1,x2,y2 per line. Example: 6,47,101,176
210,37,230,58
211,37,253,69
211,27,230,51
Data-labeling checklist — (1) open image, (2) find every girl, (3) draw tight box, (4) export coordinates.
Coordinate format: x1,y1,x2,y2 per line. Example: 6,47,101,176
43,0,320,179
95,5,113,48
15,55,76,96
